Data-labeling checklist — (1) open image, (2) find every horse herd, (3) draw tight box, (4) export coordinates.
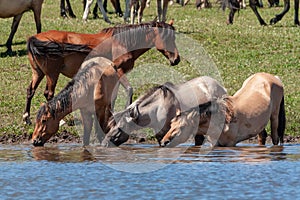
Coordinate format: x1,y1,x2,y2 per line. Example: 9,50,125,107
0,1,286,148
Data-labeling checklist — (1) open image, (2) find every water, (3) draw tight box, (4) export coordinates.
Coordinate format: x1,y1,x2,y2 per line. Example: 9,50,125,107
0,143,300,199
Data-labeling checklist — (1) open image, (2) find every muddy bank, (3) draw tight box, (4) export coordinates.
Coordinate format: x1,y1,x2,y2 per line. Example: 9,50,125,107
0,131,299,145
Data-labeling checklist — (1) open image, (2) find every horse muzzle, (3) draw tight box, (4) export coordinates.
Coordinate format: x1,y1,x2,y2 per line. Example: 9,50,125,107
32,138,45,147
170,55,180,66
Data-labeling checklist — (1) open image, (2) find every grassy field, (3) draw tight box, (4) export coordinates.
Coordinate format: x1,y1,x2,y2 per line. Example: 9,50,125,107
0,0,299,139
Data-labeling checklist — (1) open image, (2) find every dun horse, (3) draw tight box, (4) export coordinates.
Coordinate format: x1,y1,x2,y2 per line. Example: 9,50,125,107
24,20,180,125
224,0,299,25
102,76,227,147
32,56,120,146
161,72,285,147
0,0,44,54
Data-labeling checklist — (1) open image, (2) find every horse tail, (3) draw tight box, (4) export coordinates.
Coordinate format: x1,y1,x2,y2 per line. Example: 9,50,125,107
277,95,286,144
27,36,92,58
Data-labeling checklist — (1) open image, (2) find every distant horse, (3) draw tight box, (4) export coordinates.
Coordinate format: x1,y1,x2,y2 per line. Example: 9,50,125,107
126,0,170,23
24,20,180,125
223,0,299,25
60,0,76,18
102,76,227,147
32,56,120,146
83,0,123,23
162,72,285,147
0,0,44,54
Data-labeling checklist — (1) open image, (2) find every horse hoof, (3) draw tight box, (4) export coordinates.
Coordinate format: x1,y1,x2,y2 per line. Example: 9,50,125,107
23,113,32,125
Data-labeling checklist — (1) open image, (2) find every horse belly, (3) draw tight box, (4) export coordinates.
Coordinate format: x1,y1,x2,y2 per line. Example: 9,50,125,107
61,55,87,78
0,0,32,18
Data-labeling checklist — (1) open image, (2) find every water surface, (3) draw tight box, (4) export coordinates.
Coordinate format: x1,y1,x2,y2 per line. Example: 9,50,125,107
0,143,299,199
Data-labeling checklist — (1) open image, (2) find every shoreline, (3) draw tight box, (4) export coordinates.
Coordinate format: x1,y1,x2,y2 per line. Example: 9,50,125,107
0,131,299,145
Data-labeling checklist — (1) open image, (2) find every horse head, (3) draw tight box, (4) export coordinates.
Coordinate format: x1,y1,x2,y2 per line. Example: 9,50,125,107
32,103,60,146
102,85,175,146
152,21,180,66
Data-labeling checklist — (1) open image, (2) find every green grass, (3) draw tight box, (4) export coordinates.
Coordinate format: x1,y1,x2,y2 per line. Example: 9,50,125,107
0,0,299,138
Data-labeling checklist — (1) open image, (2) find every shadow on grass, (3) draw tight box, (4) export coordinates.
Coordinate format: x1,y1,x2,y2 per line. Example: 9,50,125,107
0,41,27,57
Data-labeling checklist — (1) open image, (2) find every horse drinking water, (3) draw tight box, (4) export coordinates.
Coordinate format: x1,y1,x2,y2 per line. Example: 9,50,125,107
102,76,227,147
32,57,120,146
24,20,180,125
0,0,44,54
161,72,285,147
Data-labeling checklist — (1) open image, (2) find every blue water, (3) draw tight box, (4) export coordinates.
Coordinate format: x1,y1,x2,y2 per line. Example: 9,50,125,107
0,144,300,199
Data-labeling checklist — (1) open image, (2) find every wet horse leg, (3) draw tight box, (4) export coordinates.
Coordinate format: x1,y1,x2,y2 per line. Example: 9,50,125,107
80,109,94,146
258,129,268,145
270,113,280,145
24,68,45,125
270,0,290,24
5,14,23,54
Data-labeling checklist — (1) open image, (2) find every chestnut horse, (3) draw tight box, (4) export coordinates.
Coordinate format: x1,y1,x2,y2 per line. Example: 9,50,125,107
161,72,285,147
223,0,299,25
24,20,180,125
101,76,227,147
32,56,121,146
0,0,44,54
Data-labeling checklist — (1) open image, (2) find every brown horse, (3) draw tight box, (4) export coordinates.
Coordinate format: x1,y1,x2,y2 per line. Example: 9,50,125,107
0,0,44,54
161,72,285,147
24,20,180,125
32,56,121,146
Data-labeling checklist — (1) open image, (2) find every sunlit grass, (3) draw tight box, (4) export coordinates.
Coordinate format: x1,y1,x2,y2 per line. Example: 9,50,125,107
0,0,299,137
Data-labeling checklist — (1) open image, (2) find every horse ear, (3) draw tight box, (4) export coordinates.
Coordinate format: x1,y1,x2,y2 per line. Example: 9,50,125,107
176,108,181,116
168,19,174,26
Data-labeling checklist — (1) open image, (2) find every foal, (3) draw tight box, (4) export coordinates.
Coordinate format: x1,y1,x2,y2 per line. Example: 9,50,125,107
162,72,285,147
32,56,120,146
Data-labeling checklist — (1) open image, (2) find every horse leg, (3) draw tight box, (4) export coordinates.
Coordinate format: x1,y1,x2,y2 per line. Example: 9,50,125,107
24,68,45,125
258,129,268,145
138,0,147,23
110,0,123,17
294,0,299,25
130,0,137,24
194,134,205,146
249,0,267,25
162,0,169,22
32,3,42,33
5,14,23,54
124,0,131,22
44,74,59,101
80,109,93,146
60,0,67,18
96,0,112,23
270,0,290,25
83,0,93,21
119,75,133,107
65,0,77,18
93,2,99,19
157,0,163,22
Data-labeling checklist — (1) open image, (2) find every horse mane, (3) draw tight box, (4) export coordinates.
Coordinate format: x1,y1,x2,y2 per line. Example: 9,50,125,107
101,20,175,49
218,96,235,124
36,60,102,120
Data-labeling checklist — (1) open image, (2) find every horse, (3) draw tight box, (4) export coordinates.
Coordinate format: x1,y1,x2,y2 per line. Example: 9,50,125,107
32,56,120,146
24,20,180,125
126,0,170,23
223,0,299,25
60,0,76,18
101,76,227,147
83,0,123,23
0,0,44,54
161,72,285,147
